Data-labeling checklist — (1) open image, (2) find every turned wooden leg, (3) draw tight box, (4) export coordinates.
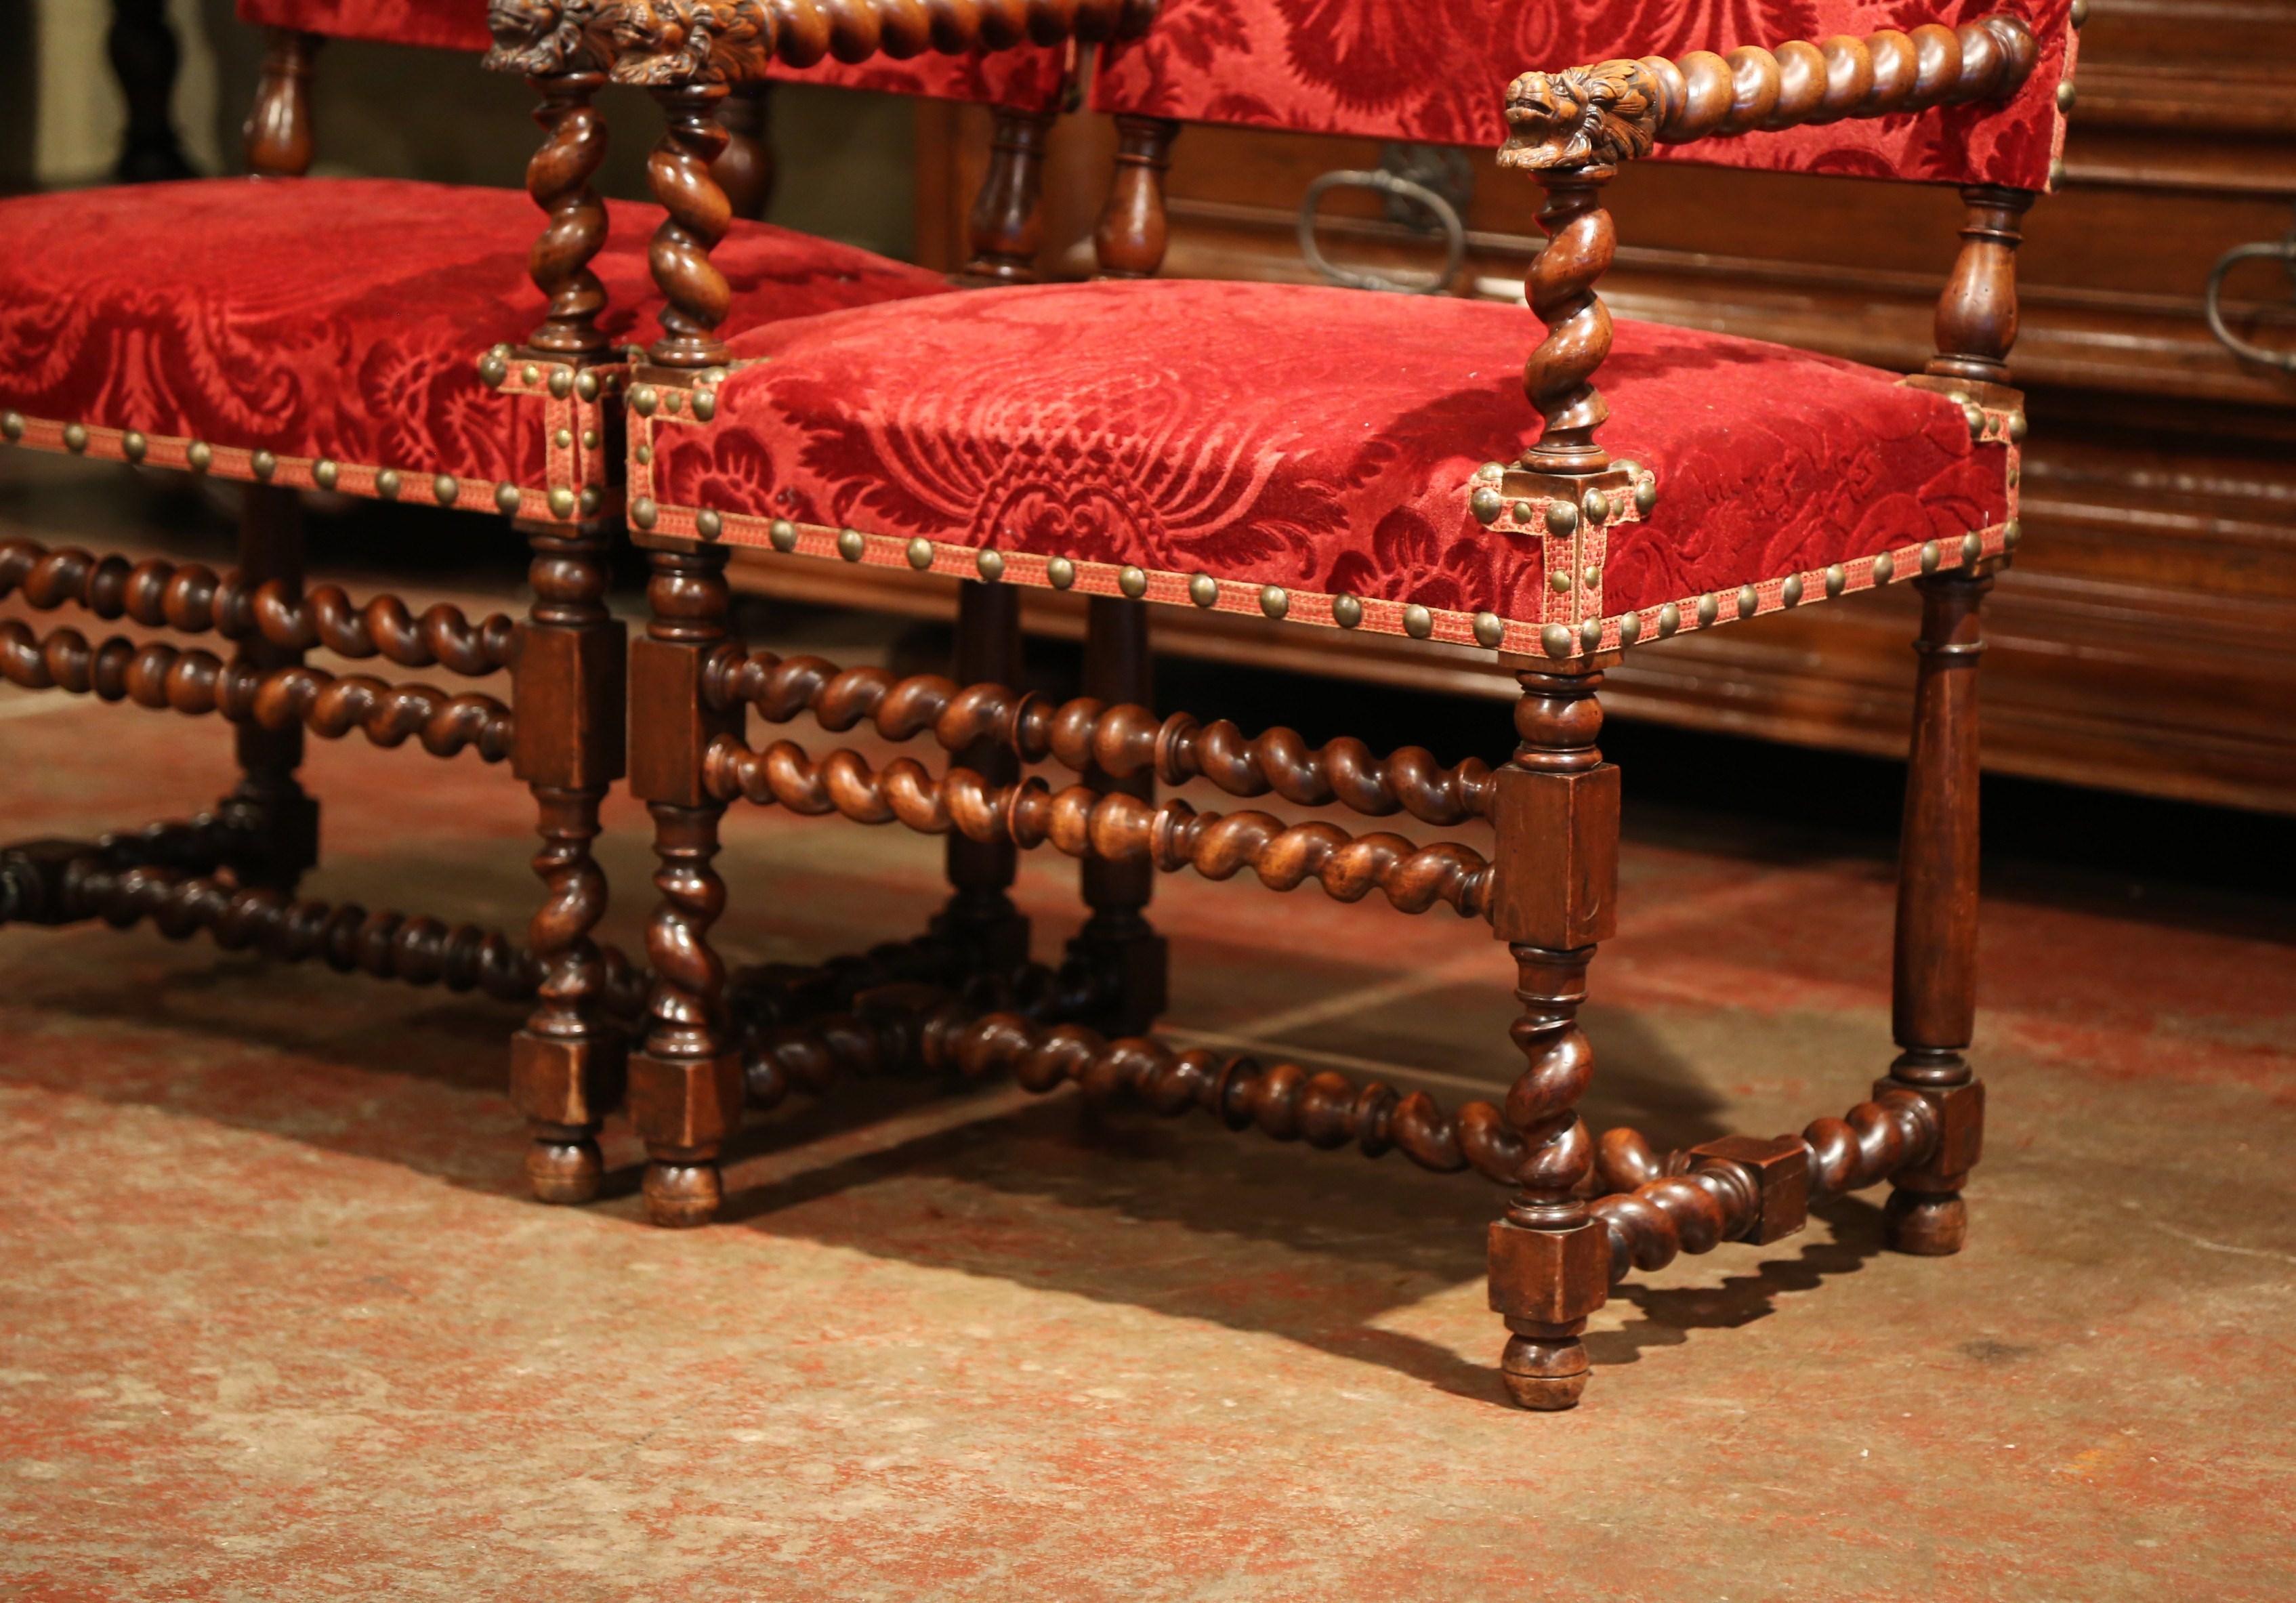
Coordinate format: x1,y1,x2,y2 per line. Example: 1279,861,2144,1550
628,545,744,1226
1879,571,1993,1255
932,581,1031,972
957,108,1053,287
1484,669,1618,1409
1064,596,1167,1033
509,518,628,1204
216,484,318,892
108,0,193,183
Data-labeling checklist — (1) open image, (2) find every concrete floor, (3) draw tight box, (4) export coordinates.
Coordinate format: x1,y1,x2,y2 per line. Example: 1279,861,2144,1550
4,466,2295,1600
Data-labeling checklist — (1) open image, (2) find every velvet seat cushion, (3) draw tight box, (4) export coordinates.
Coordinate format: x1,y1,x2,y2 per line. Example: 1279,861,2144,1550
630,278,2017,654
0,178,948,512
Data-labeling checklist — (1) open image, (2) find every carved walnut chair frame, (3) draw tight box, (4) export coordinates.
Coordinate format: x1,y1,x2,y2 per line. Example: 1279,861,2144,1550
602,3,2066,1412
0,11,659,1204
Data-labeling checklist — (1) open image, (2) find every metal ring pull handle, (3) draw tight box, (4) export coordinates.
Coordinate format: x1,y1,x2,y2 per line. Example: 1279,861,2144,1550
1297,169,1467,296
2204,238,2296,373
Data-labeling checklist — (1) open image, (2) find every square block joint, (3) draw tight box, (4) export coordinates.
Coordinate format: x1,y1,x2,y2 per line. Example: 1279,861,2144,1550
628,1048,745,1152
509,1028,628,1128
1487,1217,1610,1325
1875,1075,1986,1182
1486,763,1621,951
1688,1133,1810,1245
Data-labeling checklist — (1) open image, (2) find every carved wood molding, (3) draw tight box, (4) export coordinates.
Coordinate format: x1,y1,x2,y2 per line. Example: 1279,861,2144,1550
1499,16,2041,180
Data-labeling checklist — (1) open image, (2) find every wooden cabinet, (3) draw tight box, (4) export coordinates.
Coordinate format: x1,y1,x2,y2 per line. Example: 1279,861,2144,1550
845,2,2296,813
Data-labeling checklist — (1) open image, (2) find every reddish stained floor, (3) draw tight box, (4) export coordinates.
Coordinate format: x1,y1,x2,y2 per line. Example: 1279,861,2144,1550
3,469,2295,1600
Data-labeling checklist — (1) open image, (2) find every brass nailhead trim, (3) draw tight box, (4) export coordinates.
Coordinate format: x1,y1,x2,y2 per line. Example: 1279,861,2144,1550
635,445,652,466
549,368,573,399
1697,594,1719,627
907,537,935,570
1471,486,1503,525
663,391,683,416
123,431,148,463
250,448,275,478
1581,565,1600,589
692,391,717,422
1963,402,1986,440
703,369,728,386
1474,462,1505,484
770,519,798,553
521,363,542,386
631,497,658,529
1634,476,1658,516
1962,531,1984,565
1873,551,1896,585
1545,500,1578,536
1513,500,1535,523
1658,603,1681,636
549,487,577,520
1047,556,1077,589
1402,604,1432,640
479,354,508,386
837,528,865,561
1259,585,1289,619
1618,611,1642,646
1824,564,1846,600
976,549,1005,581
2003,518,2022,550
434,474,460,505
2056,80,2076,112
575,372,601,402
63,423,89,453
556,428,574,449
495,482,524,515
1736,584,1759,619
1119,565,1148,599
375,467,398,498
1541,623,1572,659
1580,488,1608,526
1333,594,1363,629
1189,573,1218,608
313,458,337,490
1921,539,1942,575
580,488,602,516
632,387,659,417
1,411,23,441
2007,411,2029,442
1781,574,1803,607
1473,612,1503,648
582,430,600,449
1549,572,1571,594
696,509,723,540
1580,618,1603,652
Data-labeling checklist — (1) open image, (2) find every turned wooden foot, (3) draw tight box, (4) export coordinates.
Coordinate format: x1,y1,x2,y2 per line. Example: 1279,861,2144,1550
1501,1324,1590,1411
1883,1188,1968,1255
525,1135,604,1205
644,1159,722,1228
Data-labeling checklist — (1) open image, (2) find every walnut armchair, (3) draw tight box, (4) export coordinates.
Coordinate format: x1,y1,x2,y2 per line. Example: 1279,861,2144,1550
603,0,2077,1411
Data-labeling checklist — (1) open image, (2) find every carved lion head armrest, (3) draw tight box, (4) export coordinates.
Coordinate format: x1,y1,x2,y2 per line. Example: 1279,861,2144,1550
1499,16,2045,483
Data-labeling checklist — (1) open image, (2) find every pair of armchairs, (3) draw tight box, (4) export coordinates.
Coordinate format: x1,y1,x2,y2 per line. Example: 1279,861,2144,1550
0,0,2078,1411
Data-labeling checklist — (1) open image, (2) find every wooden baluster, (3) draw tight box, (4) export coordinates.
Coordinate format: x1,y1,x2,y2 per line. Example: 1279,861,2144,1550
215,486,318,893
108,0,192,182
523,67,613,358
1483,669,1618,1409
243,28,319,178
1518,172,1616,475
628,547,745,1226
646,82,736,369
715,83,777,221
933,581,1031,969
957,109,1054,286
1064,597,1167,1032
509,518,629,1204
1879,572,1992,1254
1091,114,1178,280
1926,184,2034,386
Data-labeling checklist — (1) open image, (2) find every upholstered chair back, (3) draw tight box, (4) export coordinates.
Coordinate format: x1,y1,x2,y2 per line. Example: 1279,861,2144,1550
1092,0,2076,191
234,0,1072,113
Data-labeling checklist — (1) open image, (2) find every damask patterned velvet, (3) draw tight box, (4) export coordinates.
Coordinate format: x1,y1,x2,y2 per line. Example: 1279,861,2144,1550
0,179,946,495
640,279,2009,646
1094,0,2075,190
232,0,1069,109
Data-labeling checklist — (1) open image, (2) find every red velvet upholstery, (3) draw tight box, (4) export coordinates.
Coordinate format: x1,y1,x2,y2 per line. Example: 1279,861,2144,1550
0,179,946,507
1093,0,2074,190
232,0,1069,110
632,279,2016,652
